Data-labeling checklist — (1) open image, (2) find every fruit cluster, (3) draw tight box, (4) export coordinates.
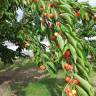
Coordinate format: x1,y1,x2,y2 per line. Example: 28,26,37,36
64,64,73,72
30,0,94,96
63,44,79,96
65,88,76,96
65,76,79,96
65,76,79,85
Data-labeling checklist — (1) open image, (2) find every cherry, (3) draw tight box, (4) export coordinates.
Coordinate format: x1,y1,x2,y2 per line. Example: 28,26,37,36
63,50,71,58
72,90,77,95
68,65,74,72
73,78,79,85
50,35,57,41
65,88,71,95
65,76,72,83
54,32,59,37
94,15,96,21
44,13,48,17
56,22,62,27
64,64,69,70
49,13,55,19
40,5,44,11
40,65,46,70
75,11,80,17
48,3,52,7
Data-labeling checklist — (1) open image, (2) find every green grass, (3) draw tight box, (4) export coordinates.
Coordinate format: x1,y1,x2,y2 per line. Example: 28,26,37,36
23,83,51,96
0,58,37,72
11,82,52,96
1,59,96,96
10,69,96,96
10,74,63,96
89,71,96,94
11,81,52,96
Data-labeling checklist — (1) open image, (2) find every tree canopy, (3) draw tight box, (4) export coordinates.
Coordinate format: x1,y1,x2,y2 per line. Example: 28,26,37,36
0,0,96,96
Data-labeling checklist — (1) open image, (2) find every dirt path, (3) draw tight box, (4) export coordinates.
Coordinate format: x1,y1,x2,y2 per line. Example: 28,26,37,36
0,66,96,96
0,67,48,96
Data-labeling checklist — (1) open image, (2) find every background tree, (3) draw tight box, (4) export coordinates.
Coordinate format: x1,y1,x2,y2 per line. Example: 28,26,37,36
0,0,96,96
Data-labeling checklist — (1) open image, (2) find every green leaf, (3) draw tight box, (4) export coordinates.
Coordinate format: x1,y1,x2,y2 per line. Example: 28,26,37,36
65,32,77,48
76,64,89,80
41,23,45,32
59,4,72,13
61,13,72,25
62,91,66,96
53,9,58,20
40,0,45,8
63,43,69,54
46,61,57,73
69,44,77,63
76,48,84,59
74,74,95,96
78,57,85,67
57,35,65,51
42,53,50,61
76,85,89,96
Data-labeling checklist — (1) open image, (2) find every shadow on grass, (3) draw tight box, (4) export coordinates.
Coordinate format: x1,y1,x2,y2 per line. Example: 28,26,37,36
10,82,26,96
39,77,64,96
0,57,36,72
10,77,64,96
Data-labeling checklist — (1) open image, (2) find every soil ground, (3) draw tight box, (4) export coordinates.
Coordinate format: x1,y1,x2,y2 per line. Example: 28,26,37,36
0,59,96,96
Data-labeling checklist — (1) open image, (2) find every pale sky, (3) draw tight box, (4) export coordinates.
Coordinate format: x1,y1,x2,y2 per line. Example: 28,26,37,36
78,0,96,7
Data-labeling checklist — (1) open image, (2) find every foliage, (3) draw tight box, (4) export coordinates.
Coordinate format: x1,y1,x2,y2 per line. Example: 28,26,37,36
0,0,96,96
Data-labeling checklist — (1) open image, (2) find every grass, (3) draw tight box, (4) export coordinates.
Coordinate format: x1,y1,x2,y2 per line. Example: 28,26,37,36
10,71,96,96
10,78,62,96
11,81,52,96
0,58,96,96
0,57,37,72
10,71,64,96
10,68,96,96
23,83,51,96
89,61,96,94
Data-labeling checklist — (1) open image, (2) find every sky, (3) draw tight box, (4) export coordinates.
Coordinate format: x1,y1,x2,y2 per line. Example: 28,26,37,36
16,8,24,22
78,0,96,6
